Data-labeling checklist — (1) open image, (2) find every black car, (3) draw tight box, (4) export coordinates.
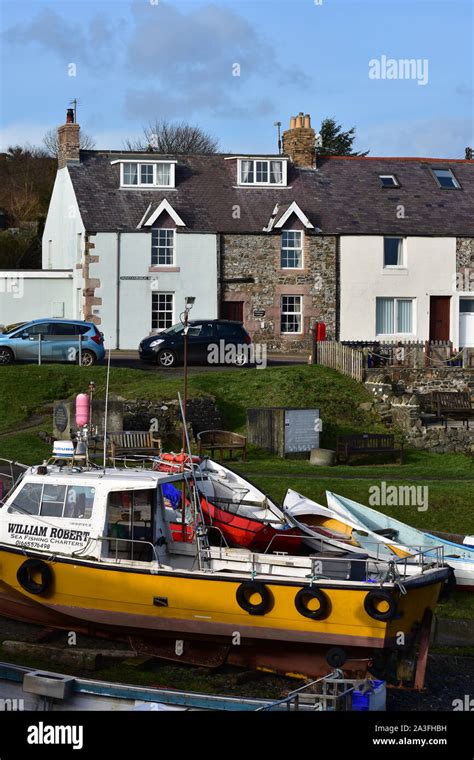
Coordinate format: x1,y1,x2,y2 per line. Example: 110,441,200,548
139,320,252,367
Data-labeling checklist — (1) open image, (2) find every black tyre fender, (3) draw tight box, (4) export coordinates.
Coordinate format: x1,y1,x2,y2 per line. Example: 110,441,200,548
16,559,53,596
236,581,272,615
294,586,331,620
364,589,397,621
326,646,347,668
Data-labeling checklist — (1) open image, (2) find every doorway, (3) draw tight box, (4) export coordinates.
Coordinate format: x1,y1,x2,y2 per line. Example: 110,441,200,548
459,298,474,347
220,301,244,322
429,296,450,342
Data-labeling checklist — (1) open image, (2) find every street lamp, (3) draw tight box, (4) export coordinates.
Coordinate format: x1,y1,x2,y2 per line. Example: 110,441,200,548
181,296,195,453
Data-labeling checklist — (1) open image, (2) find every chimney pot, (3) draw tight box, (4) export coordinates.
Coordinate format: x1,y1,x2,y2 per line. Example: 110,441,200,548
296,114,303,128
290,116,296,130
66,108,75,124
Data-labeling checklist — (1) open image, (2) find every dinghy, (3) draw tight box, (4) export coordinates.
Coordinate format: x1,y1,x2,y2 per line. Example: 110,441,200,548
326,491,474,591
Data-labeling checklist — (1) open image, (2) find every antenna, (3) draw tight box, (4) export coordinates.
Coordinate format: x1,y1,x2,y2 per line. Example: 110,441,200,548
69,98,81,123
274,121,282,154
103,347,112,471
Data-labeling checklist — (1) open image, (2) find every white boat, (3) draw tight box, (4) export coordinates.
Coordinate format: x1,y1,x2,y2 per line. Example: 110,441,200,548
326,491,474,591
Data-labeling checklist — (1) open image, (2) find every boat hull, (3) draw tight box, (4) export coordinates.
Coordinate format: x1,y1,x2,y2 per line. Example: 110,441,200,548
0,542,447,683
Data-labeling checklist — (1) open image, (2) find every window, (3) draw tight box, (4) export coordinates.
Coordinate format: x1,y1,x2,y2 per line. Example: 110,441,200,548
376,297,413,335
460,299,474,313
9,483,95,518
281,231,303,268
151,229,175,265
152,293,174,330
383,237,405,268
238,159,286,186
105,489,154,561
379,174,399,188
120,162,174,188
10,483,42,515
281,296,302,334
431,168,461,189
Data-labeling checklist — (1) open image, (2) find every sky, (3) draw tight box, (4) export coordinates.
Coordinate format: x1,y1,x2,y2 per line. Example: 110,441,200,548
0,0,472,157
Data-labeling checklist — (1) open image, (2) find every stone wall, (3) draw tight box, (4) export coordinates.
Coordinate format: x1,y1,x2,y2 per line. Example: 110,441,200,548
365,370,474,453
123,396,222,441
221,232,337,352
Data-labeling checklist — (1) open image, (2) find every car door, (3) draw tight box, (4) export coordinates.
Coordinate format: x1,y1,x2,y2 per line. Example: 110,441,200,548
187,323,216,364
48,322,79,362
14,323,53,361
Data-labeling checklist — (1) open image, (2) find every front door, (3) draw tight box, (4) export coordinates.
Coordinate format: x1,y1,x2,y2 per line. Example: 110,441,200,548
429,296,450,342
221,301,244,322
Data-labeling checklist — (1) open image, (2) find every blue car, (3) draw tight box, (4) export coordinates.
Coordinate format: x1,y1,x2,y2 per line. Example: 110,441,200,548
0,319,105,366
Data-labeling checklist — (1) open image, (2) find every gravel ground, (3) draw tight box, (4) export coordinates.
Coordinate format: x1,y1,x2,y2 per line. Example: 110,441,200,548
0,616,472,709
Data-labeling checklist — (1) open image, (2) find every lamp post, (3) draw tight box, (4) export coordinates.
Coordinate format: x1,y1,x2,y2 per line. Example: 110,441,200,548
181,296,196,453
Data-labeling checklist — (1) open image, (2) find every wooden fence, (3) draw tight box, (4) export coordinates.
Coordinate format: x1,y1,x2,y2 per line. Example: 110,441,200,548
316,342,364,382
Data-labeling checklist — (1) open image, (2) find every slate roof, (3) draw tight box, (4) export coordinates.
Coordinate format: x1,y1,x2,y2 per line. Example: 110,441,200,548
68,151,474,236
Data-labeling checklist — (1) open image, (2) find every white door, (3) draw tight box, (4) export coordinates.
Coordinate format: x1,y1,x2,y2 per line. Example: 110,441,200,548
459,299,474,346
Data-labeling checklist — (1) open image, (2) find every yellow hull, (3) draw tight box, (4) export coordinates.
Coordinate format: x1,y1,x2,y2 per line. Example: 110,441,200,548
0,546,444,652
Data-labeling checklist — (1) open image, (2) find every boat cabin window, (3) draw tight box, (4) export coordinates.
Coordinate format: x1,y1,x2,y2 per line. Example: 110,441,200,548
159,479,194,540
105,489,154,561
8,482,95,519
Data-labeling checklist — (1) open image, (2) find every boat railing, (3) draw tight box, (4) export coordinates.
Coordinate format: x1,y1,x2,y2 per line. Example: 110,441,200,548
256,670,359,711
98,535,163,567
393,545,445,577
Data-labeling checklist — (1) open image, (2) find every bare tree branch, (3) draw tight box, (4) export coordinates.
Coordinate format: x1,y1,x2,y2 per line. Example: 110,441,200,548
42,128,96,158
123,120,219,154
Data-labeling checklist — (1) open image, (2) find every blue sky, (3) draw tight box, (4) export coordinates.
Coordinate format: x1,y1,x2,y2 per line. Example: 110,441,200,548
0,0,472,157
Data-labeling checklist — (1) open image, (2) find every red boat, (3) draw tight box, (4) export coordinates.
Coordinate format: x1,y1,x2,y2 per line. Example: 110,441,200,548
154,455,302,553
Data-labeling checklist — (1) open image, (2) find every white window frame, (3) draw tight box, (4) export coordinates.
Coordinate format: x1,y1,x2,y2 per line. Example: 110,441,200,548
237,158,287,187
151,229,175,266
281,230,304,269
379,174,400,188
281,295,303,335
152,292,174,331
375,297,415,337
431,167,461,190
117,161,176,189
383,237,406,269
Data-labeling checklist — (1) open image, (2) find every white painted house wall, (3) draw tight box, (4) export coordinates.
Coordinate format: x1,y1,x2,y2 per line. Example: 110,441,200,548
0,271,74,327
42,168,85,271
339,236,456,342
89,231,218,349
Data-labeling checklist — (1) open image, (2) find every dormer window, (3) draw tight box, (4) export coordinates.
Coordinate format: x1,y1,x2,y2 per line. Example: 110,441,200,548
113,160,176,188
238,158,287,186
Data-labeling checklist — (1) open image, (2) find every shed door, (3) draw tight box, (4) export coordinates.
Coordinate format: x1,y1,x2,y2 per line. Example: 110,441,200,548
459,298,474,347
429,296,450,342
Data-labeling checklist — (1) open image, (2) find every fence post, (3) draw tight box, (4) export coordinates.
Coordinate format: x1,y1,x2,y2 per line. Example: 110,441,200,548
37,334,42,366
78,333,82,366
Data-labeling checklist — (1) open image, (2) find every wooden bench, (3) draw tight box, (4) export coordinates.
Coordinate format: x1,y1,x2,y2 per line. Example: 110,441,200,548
197,430,247,461
107,431,161,460
336,433,404,464
431,391,474,429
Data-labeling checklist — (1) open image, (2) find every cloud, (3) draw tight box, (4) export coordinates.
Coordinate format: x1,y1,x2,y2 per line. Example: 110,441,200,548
3,8,120,69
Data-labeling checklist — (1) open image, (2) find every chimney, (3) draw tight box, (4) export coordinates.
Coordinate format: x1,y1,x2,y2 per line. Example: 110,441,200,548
57,109,80,169
282,112,316,168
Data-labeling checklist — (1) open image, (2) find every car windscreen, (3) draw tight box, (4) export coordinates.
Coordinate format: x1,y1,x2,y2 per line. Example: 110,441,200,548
2,322,27,335
162,323,186,336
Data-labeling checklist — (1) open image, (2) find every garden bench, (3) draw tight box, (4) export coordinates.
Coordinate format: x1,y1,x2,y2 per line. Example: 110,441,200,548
107,431,161,460
336,433,403,464
197,430,247,461
430,391,474,429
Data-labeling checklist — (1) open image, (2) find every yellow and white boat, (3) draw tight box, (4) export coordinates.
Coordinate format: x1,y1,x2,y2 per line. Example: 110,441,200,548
0,462,450,684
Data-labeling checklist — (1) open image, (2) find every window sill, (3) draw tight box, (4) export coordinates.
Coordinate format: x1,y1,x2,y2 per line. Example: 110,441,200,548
149,266,180,272
382,267,408,275
233,185,292,190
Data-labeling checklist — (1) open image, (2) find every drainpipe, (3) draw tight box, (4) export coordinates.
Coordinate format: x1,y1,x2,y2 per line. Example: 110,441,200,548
116,231,121,349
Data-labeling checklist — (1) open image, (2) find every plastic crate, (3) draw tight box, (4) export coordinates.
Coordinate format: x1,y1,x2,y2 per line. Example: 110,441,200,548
352,680,386,711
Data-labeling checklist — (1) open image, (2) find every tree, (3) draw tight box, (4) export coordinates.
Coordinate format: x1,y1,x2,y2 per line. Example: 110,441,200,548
42,128,96,158
124,120,219,154
318,118,369,157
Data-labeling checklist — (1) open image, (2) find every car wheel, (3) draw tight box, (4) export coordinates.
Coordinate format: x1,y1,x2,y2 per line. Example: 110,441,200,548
79,350,97,367
0,347,14,365
233,352,248,367
157,349,177,368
